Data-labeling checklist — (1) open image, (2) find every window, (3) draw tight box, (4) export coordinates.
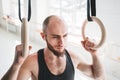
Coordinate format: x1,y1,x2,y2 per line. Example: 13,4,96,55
1,0,25,20
49,0,87,45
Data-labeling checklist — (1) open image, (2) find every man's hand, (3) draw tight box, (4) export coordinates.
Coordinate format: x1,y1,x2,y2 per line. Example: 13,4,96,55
1,44,32,80
13,44,32,66
81,37,96,54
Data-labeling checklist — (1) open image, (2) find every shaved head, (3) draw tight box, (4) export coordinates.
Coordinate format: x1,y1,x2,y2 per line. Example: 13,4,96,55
42,15,67,34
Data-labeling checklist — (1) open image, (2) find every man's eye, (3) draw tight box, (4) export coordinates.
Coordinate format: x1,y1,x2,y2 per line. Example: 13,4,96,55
63,34,68,38
52,36,58,38
64,35,67,38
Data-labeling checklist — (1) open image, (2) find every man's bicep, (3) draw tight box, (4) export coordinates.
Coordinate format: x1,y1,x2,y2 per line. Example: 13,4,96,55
77,62,93,78
17,57,32,80
69,51,94,78
17,66,31,80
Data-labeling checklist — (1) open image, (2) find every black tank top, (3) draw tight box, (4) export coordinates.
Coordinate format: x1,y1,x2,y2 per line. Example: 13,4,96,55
37,49,75,80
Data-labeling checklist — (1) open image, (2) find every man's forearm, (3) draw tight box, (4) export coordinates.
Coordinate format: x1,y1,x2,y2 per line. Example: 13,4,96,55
1,64,21,80
91,53,105,80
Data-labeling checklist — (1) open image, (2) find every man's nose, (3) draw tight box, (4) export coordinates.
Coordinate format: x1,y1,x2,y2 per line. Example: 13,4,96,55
59,37,64,44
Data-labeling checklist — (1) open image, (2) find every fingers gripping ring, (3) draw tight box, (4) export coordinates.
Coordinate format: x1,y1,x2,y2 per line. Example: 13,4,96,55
82,16,106,49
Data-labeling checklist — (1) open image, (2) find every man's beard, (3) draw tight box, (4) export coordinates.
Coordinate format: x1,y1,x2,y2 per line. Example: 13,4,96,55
46,39,65,57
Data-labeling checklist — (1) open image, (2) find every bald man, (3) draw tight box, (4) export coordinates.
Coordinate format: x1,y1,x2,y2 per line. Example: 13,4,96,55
1,15,105,80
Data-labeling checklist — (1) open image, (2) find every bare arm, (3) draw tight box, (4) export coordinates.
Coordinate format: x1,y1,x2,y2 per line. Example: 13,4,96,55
17,52,38,80
91,53,104,79
77,52,105,79
17,56,32,80
77,38,105,79
1,44,31,80
1,63,22,80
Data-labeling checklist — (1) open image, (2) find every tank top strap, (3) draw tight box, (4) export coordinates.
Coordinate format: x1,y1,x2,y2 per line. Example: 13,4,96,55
65,49,75,72
37,49,45,80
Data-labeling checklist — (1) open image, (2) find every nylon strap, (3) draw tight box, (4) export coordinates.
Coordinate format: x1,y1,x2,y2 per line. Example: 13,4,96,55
87,0,96,21
18,0,31,22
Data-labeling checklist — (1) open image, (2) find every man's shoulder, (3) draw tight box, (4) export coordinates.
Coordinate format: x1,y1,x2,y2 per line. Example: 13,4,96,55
21,52,39,74
66,49,75,57
23,52,38,65
27,52,38,60
27,48,44,60
66,49,82,63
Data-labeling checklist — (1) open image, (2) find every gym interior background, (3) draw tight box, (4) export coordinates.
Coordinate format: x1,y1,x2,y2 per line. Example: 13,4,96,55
0,0,120,80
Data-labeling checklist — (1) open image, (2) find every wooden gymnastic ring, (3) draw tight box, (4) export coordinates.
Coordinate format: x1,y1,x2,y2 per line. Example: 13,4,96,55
82,16,106,49
21,18,29,57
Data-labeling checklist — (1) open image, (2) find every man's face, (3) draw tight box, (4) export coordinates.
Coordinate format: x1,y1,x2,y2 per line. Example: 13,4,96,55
45,18,68,57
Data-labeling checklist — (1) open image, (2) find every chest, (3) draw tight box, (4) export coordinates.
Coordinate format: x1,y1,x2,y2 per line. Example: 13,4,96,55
45,56,66,75
37,49,75,80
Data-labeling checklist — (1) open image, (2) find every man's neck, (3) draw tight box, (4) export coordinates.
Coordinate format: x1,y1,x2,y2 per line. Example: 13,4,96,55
44,48,65,60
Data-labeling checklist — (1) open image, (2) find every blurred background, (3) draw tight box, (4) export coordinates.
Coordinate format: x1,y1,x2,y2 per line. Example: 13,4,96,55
0,0,120,80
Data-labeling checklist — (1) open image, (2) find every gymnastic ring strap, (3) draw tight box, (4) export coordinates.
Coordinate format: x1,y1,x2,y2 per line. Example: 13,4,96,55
18,0,31,22
87,0,96,21
82,16,106,49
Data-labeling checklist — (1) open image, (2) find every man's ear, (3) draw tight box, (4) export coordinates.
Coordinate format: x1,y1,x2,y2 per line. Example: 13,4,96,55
40,32,45,40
